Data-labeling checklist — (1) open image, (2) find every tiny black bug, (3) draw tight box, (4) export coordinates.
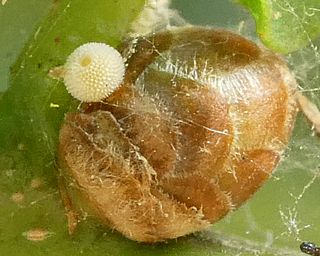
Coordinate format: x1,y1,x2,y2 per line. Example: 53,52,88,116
300,242,320,256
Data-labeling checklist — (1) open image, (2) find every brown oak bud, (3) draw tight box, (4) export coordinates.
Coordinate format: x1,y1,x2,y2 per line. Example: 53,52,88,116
58,27,298,242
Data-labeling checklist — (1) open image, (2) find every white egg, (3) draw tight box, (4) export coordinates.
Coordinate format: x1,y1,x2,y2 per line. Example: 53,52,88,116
64,42,125,102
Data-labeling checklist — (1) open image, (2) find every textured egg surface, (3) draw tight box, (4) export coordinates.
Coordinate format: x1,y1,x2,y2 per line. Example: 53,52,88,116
63,42,125,102
59,27,298,242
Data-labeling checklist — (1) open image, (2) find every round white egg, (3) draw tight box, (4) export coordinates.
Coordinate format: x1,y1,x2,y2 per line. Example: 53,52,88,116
64,42,125,102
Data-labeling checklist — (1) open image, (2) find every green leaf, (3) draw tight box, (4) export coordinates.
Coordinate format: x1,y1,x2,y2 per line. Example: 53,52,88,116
238,0,320,53
0,0,145,172
1,1,320,256
0,0,52,91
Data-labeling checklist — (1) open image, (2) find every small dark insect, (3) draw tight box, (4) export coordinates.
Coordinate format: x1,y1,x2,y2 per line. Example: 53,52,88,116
300,242,320,256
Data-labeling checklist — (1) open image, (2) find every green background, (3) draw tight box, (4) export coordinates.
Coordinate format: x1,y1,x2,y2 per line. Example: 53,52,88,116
0,1,319,255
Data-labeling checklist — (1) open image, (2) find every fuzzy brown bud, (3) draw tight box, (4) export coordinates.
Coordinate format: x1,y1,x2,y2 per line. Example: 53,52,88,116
58,27,298,242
